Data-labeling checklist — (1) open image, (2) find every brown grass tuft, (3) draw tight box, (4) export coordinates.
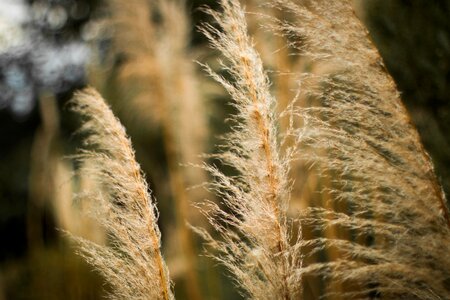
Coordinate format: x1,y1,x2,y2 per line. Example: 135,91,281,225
271,0,450,298
68,88,173,300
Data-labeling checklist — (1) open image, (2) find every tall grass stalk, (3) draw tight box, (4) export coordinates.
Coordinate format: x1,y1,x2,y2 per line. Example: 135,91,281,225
69,88,173,300
196,1,303,299
27,93,60,250
270,0,450,298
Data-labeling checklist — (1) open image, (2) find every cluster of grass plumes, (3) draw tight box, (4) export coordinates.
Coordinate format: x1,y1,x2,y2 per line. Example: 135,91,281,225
65,1,450,299
269,0,450,298
68,88,173,300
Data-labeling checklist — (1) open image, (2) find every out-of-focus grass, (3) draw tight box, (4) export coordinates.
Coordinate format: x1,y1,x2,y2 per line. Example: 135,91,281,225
1,244,105,300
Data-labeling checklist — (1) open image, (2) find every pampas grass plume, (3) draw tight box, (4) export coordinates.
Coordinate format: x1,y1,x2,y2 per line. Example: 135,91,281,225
68,88,173,300
196,1,303,299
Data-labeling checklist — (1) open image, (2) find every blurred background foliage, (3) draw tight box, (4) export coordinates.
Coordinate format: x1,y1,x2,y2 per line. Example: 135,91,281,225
0,0,448,299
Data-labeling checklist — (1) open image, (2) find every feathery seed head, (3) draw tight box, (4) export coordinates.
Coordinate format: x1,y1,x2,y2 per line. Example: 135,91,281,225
68,88,173,300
